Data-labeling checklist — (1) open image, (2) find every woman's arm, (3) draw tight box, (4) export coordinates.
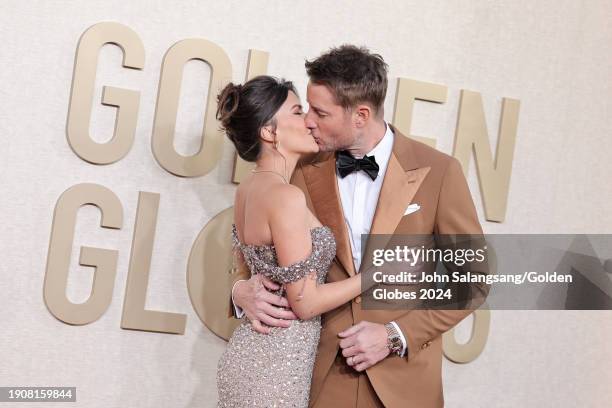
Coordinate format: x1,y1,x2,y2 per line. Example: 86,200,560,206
269,185,362,321
286,273,361,321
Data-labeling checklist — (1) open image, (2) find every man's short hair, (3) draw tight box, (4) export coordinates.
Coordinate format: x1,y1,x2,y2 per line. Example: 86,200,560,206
305,44,389,114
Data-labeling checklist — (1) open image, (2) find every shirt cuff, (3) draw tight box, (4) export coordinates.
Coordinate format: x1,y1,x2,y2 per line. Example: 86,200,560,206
231,279,247,319
389,321,408,357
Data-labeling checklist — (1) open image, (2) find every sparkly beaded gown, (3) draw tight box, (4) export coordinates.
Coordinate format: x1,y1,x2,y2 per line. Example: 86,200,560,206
216,223,336,407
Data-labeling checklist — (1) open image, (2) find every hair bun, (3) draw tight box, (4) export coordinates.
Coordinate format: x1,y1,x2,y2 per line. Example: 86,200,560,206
216,83,242,126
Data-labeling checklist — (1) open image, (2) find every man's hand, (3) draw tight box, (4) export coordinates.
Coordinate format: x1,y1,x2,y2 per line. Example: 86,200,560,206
233,274,298,334
338,321,390,371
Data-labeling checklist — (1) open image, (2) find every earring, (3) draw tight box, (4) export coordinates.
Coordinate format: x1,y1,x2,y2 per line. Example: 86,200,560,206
273,139,280,150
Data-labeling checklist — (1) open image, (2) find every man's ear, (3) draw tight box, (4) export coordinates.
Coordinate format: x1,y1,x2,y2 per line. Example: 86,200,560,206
354,104,372,128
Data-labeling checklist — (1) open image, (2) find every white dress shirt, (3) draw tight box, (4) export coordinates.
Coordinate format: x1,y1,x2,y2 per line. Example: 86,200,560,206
335,123,407,357
233,122,408,357
337,123,393,273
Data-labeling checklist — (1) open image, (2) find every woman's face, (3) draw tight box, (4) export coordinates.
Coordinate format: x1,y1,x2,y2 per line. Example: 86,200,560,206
271,91,319,155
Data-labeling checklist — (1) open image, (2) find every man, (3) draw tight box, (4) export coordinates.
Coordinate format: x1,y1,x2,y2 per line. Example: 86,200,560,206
230,45,488,407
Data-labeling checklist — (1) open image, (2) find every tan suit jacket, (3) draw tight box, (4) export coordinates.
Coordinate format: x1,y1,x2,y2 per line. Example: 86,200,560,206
230,125,488,407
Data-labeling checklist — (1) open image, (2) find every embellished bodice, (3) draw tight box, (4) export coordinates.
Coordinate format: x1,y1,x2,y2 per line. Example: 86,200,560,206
218,224,337,407
231,223,336,285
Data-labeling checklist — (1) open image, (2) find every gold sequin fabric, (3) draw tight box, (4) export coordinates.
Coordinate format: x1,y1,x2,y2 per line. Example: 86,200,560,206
216,224,336,407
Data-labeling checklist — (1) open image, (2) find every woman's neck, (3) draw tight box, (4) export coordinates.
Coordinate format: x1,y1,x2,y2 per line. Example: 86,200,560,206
254,151,298,182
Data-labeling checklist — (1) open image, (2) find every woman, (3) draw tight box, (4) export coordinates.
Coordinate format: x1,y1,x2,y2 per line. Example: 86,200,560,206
215,76,363,407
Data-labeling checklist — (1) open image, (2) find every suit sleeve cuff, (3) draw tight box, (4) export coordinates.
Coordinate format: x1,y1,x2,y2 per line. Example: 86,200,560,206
390,321,408,357
231,279,247,319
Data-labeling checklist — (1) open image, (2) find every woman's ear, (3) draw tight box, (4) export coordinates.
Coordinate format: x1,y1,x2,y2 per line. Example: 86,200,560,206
259,126,275,144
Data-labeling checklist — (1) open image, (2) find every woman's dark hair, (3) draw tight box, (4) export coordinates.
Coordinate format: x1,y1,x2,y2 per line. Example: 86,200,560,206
216,75,297,162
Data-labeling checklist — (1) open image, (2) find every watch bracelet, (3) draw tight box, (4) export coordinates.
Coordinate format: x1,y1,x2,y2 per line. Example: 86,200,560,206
384,323,403,355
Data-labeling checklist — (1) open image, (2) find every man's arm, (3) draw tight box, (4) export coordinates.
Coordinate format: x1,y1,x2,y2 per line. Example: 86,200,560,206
339,157,490,369
229,246,298,334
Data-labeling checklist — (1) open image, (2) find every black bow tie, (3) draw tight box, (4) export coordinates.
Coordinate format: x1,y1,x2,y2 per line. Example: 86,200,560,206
336,150,379,180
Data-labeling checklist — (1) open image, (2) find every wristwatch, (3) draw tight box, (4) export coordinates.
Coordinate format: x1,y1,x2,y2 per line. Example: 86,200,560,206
384,323,403,356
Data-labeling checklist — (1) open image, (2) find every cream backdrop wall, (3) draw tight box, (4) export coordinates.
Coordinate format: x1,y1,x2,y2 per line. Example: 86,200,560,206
1,0,611,407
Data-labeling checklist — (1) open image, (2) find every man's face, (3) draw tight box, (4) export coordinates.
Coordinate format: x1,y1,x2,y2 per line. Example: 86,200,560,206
305,82,355,152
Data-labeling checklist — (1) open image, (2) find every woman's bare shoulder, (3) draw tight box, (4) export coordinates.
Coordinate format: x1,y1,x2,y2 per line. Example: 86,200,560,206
266,184,308,222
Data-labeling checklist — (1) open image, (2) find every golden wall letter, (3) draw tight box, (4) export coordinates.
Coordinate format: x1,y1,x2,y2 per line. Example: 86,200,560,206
151,39,232,177
121,192,187,334
187,207,240,340
44,183,123,324
66,22,144,164
453,91,520,222
392,77,448,148
443,308,491,363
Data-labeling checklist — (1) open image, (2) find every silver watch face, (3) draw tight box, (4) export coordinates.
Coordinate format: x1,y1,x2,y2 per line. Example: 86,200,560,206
388,336,402,352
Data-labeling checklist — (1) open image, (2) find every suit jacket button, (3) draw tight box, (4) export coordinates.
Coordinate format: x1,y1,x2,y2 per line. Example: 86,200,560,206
354,296,362,304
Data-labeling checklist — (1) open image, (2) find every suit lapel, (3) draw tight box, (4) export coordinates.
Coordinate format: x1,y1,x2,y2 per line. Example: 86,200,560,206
302,155,357,276
359,127,431,273
302,127,431,277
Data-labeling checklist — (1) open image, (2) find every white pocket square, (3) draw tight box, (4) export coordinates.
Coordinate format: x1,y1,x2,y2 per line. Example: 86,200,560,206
403,203,421,216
